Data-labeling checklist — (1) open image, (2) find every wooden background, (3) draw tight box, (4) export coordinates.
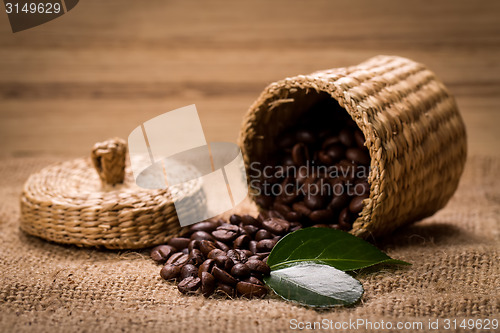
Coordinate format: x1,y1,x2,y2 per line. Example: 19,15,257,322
0,0,499,159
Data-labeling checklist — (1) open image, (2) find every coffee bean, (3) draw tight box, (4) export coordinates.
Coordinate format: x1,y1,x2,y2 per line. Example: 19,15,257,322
229,214,242,225
241,214,260,227
292,202,312,217
256,239,277,253
181,248,189,254
212,224,240,242
166,252,184,265
231,263,251,278
201,272,216,297
207,248,225,259
198,259,215,278
238,249,253,258
338,207,354,229
277,132,295,148
233,234,250,249
311,224,330,228
318,150,334,165
354,180,370,196
322,136,341,149
326,144,345,161
171,253,190,266
339,129,355,147
215,240,231,252
268,210,285,219
216,283,236,298
285,211,301,222
249,240,258,254
190,231,214,242
180,264,199,280
304,193,326,210
328,193,350,212
188,249,204,266
199,240,217,257
214,255,234,271
292,143,309,166
160,264,180,280
262,218,289,235
349,195,368,214
245,259,271,275
188,240,200,252
150,245,176,263
273,202,292,216
241,224,259,237
236,282,268,298
189,221,218,233
309,209,334,223
167,237,191,251
212,266,238,286
295,129,316,144
243,276,265,286
346,148,370,165
247,252,270,261
255,229,273,241
178,276,201,294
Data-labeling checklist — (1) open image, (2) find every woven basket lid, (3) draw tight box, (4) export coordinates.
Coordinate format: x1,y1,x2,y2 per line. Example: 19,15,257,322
20,138,204,249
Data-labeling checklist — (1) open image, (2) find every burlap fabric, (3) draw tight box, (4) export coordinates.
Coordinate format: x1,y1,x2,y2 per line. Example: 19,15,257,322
0,156,498,333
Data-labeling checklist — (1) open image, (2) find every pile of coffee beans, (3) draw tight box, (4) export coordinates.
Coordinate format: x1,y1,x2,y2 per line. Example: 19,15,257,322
151,214,300,298
252,100,371,231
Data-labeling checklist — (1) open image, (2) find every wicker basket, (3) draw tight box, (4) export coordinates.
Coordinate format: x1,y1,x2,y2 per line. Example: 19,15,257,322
238,55,467,238
20,138,204,249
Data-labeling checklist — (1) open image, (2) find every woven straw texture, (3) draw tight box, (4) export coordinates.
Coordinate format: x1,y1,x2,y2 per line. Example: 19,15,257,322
0,156,498,332
19,139,203,249
239,55,467,238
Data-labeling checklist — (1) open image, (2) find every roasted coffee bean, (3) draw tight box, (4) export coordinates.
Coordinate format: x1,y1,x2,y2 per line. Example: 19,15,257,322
150,245,176,263
233,234,250,249
177,276,201,294
304,193,326,210
255,195,273,209
215,240,231,252
349,195,368,214
198,259,216,278
212,266,238,286
172,253,190,266
167,237,191,251
188,240,200,252
255,229,273,241
180,264,199,280
292,202,312,217
295,129,315,144
181,248,189,254
236,282,268,298
199,240,217,257
166,252,184,265
338,208,353,229
285,211,301,222
214,255,234,271
262,218,289,235
277,132,295,148
201,272,216,297
311,224,330,228
245,259,271,275
249,240,258,254
190,231,214,242
212,224,240,242
207,248,226,259
216,283,236,298
346,148,370,165
292,143,309,166
231,263,251,278
273,202,292,216
354,180,370,196
244,276,265,286
238,249,254,258
309,209,334,223
256,239,277,253
354,130,366,148
226,249,242,263
248,252,269,261
229,214,242,225
242,224,259,237
268,210,285,219
189,221,218,233
339,129,355,147
326,144,345,161
322,136,341,149
188,249,204,266
241,214,260,226
328,193,350,212
160,264,180,280
318,150,334,165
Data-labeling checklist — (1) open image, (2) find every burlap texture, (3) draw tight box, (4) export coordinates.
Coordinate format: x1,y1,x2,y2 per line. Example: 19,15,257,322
0,156,498,333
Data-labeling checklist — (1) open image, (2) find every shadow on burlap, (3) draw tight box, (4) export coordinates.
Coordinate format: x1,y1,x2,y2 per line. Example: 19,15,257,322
0,156,498,333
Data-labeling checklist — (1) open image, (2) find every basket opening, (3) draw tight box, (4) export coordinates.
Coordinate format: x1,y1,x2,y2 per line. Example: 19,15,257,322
249,88,370,231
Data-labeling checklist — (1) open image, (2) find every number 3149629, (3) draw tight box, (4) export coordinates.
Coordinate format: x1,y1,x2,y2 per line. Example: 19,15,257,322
5,2,62,14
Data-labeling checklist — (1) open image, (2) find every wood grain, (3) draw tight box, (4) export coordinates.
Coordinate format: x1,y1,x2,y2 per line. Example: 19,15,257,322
0,0,499,158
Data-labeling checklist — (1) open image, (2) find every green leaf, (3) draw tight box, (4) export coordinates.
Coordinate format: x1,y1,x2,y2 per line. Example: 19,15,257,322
267,228,410,271
264,262,363,307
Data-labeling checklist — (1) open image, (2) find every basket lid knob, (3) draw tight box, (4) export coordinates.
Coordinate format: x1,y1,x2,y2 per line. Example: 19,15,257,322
91,138,127,186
